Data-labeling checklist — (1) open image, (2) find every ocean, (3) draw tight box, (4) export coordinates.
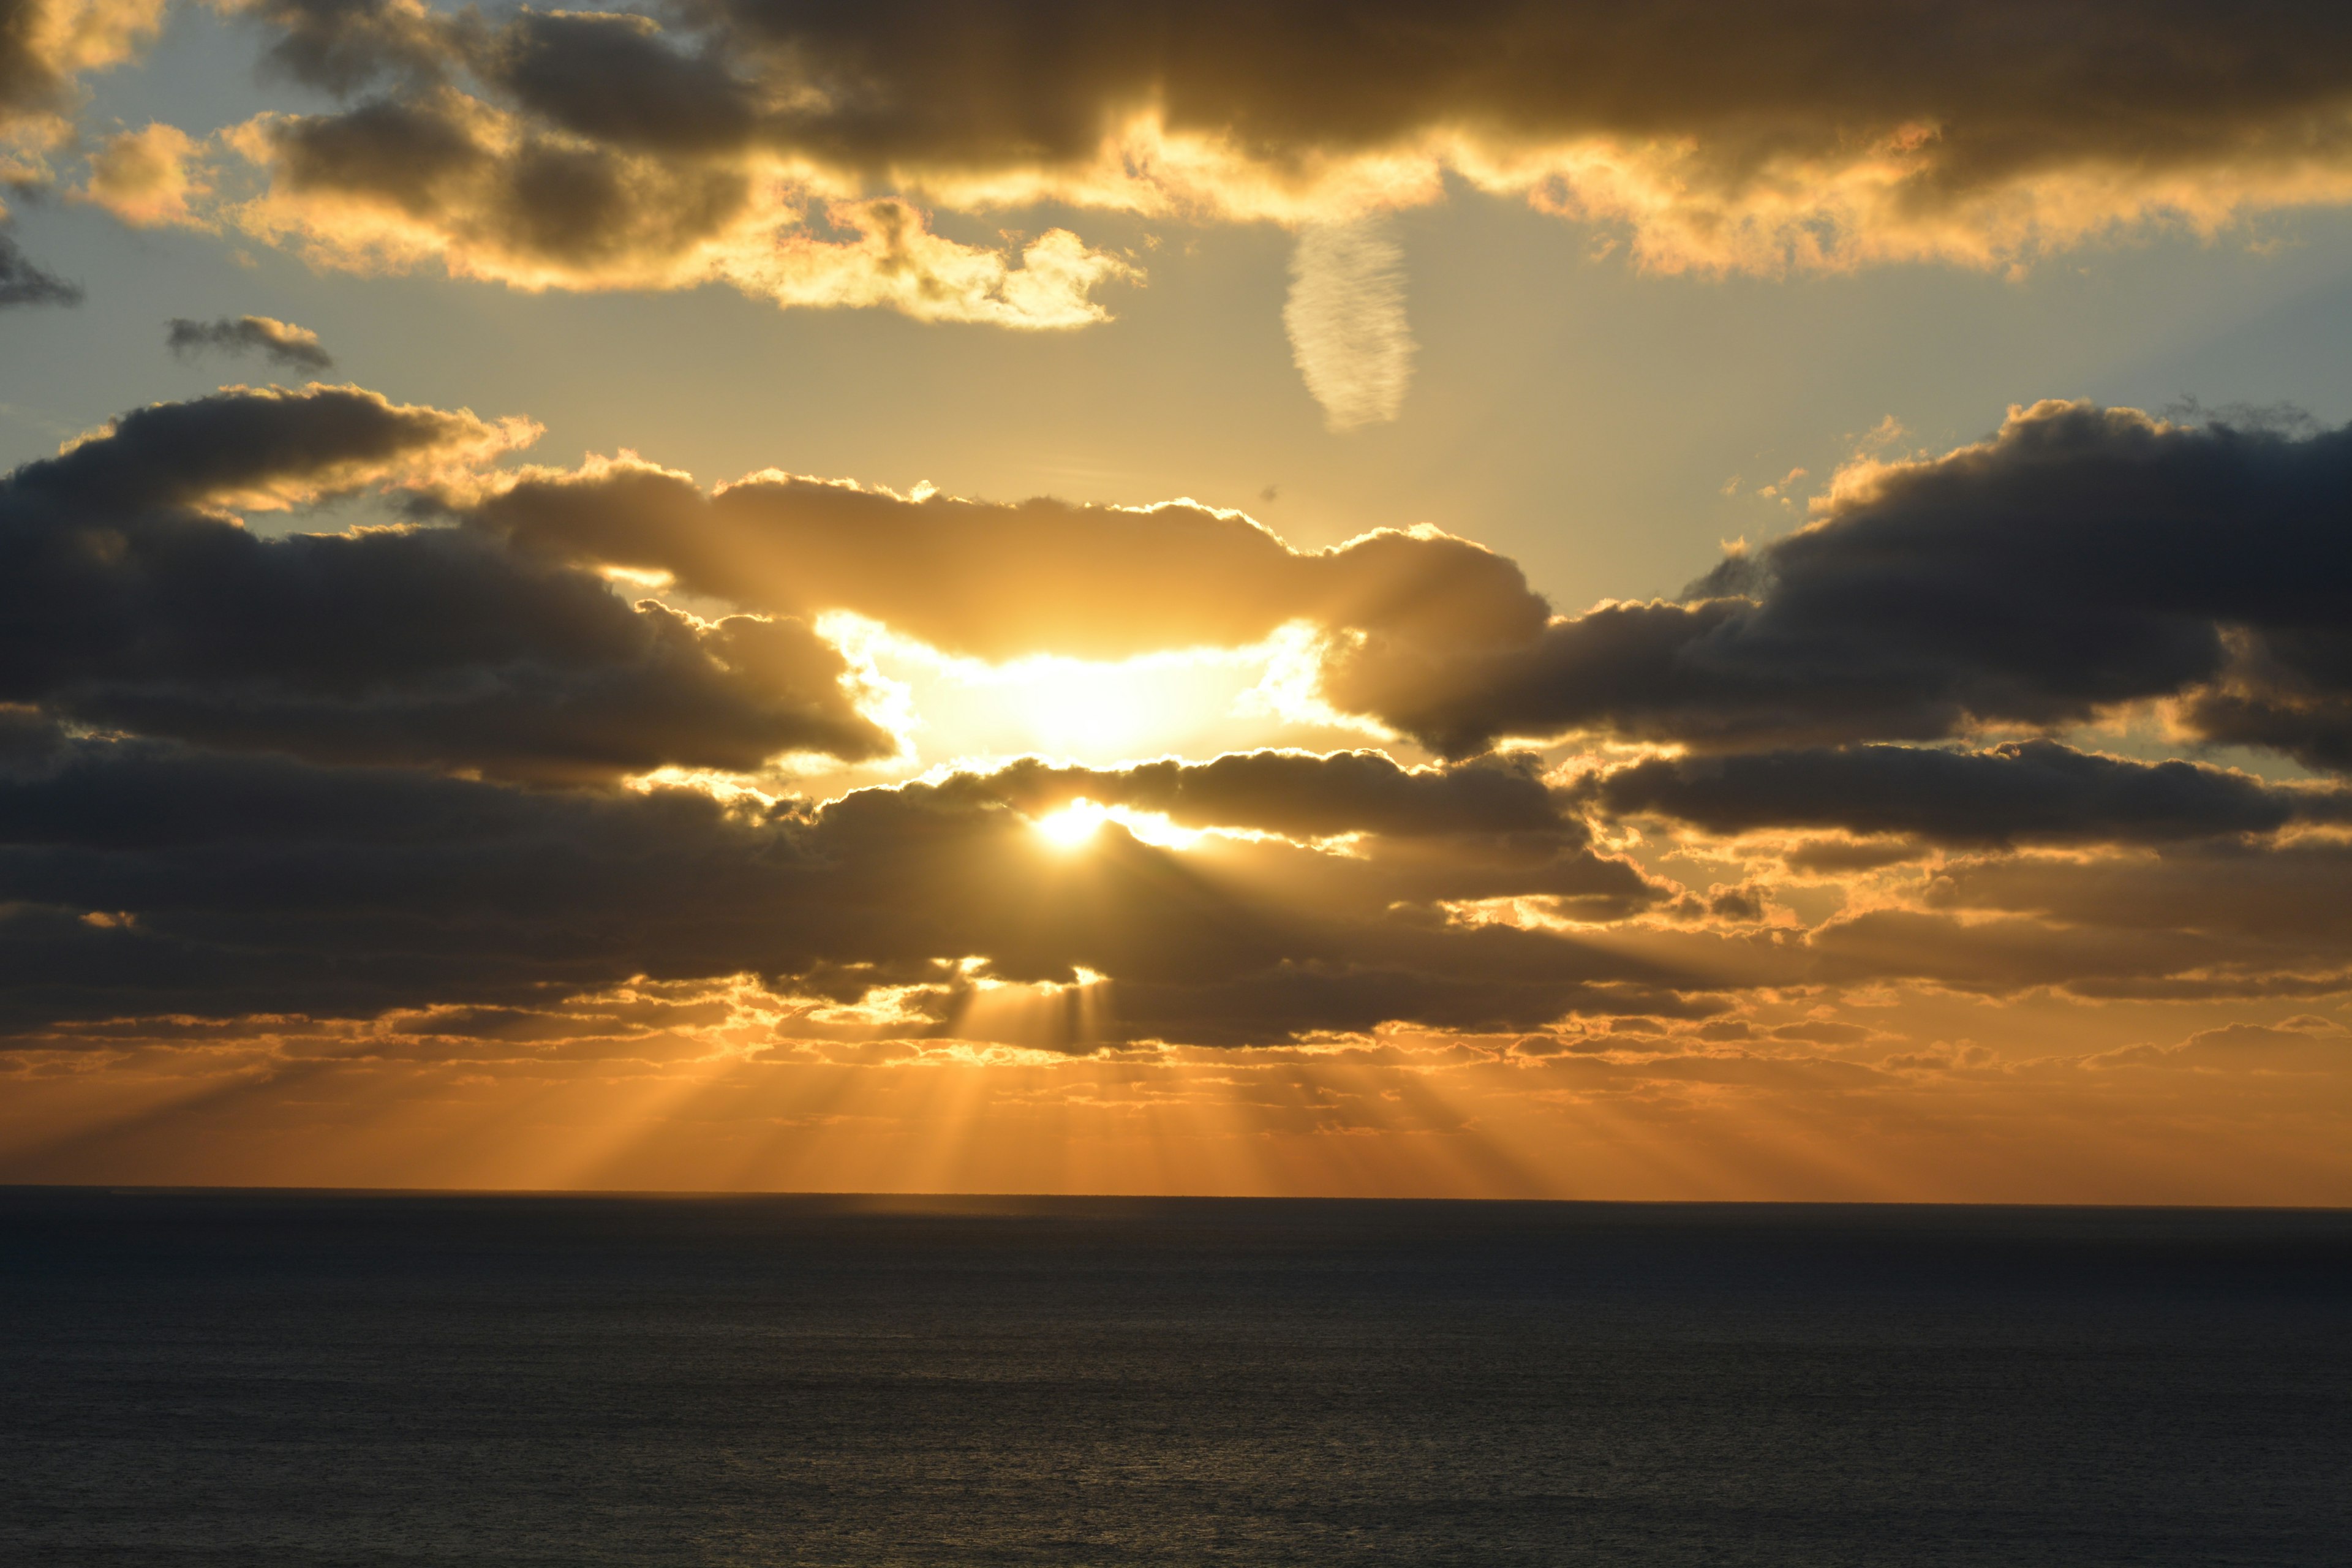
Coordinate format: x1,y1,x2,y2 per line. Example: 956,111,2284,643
2,1189,2346,1565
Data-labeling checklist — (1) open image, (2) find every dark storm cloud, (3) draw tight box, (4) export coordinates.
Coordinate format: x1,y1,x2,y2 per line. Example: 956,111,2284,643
0,385,895,780
167,315,334,374
1325,402,2352,764
0,725,1695,1042
469,458,1547,662
1591,741,2352,848
0,228,78,307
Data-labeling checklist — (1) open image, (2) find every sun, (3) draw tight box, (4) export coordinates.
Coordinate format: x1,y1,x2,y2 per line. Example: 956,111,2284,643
1034,799,1114,849
1030,799,1206,851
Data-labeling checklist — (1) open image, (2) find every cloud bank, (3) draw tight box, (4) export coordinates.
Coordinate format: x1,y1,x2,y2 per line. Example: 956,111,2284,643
1,380,2347,1147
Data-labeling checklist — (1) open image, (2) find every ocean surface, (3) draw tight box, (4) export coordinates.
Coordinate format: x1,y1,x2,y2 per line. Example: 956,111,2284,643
1,1191,2347,1566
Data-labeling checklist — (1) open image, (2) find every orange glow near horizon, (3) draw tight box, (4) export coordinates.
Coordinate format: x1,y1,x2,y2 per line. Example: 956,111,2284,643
7,986,2351,1205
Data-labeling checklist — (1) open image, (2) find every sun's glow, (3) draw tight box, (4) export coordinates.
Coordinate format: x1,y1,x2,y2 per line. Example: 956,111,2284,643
811,611,1354,769
1031,798,1205,851
1036,800,1112,848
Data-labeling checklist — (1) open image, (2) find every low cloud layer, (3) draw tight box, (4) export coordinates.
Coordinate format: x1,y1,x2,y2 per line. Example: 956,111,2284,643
1592,741,2352,848
0,720,1686,1042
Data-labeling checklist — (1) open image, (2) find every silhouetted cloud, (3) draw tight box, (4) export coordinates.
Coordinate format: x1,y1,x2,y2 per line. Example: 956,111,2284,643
1325,402,2352,766
0,722,1691,1042
467,455,1546,662
0,227,77,307
0,385,895,780
6,377,2348,1053
167,314,334,374
1592,741,2352,847
982,749,1564,839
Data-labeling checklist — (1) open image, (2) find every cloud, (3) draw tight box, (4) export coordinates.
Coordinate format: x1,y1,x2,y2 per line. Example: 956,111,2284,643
167,314,334,374
0,225,77,306
2087,1020,2350,1072
0,0,165,143
1592,740,2351,848
0,385,897,780
213,88,1135,326
220,0,2352,267
0,723,1692,1042
981,748,1566,839
20,380,529,511
1321,402,2352,765
0,2,161,293
465,454,1547,662
4,376,2347,1060
171,1,2352,418
1930,840,2352,946
78,121,206,227
1284,218,1415,429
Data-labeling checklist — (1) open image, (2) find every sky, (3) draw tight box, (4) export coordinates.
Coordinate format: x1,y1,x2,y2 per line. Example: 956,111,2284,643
4,0,2352,1201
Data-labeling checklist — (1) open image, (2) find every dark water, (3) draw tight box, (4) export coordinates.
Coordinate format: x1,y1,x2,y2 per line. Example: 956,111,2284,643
2,1191,2348,1566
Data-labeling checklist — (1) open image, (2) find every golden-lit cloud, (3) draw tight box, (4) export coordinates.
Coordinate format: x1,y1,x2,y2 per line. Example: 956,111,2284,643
466,453,1545,663
76,120,206,227
0,0,167,293
1,386,896,779
187,2,2352,305
217,91,1137,326
40,0,2345,435
0,0,166,162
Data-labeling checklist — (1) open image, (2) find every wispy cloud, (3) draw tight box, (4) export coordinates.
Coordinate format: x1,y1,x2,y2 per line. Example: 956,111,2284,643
1284,218,1415,431
167,314,333,374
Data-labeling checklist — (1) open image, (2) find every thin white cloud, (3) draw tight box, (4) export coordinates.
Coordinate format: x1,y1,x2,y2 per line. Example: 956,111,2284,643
1283,218,1415,431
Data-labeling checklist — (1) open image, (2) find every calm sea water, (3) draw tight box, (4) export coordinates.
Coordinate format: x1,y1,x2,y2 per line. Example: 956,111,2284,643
2,1191,2346,1566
